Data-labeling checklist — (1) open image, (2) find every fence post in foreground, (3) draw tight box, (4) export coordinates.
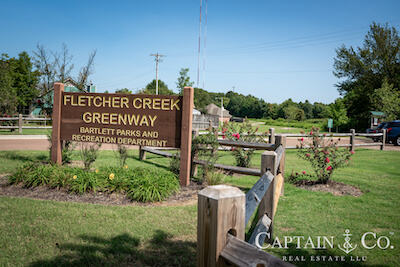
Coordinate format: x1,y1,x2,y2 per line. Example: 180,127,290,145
18,114,23,133
275,134,286,196
381,129,386,150
197,185,245,267
350,129,355,152
269,128,275,144
258,151,277,244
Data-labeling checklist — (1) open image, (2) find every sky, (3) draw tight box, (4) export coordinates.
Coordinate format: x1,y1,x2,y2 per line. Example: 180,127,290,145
1,0,400,104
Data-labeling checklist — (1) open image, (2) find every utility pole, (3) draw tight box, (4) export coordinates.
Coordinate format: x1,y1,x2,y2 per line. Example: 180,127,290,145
216,97,224,126
150,53,165,95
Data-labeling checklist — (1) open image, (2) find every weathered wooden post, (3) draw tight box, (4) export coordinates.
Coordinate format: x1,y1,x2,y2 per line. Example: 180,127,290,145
191,129,199,177
197,185,245,267
139,146,146,160
258,151,277,244
269,128,275,144
51,83,64,165
18,114,23,134
275,135,286,177
381,129,386,150
350,129,355,152
179,86,194,186
275,134,286,196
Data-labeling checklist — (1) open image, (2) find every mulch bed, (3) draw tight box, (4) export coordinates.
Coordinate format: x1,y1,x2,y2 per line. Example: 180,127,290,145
293,179,364,197
0,174,205,207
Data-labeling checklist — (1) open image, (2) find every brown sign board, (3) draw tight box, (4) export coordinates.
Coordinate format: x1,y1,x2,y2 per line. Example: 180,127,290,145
60,92,183,148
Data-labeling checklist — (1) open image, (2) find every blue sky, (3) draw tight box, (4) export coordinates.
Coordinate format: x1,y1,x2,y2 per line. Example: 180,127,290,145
1,0,400,104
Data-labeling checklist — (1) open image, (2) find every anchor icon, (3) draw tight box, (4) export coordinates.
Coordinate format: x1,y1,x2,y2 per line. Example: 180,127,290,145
338,229,357,254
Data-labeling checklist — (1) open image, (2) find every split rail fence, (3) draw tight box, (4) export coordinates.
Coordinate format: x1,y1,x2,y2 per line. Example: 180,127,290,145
0,114,51,133
197,135,294,267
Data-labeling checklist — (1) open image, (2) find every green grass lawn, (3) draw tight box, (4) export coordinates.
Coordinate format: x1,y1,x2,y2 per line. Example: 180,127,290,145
0,148,399,266
0,128,51,135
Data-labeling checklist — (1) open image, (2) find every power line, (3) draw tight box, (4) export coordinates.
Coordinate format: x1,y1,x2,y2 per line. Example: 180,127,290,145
150,53,165,95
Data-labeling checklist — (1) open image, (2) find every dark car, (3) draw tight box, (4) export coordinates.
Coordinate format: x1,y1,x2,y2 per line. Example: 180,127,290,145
367,122,388,142
383,120,400,146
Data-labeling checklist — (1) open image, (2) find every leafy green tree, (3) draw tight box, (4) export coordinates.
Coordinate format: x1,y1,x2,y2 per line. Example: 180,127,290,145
176,68,194,94
333,22,400,129
299,100,314,119
0,54,17,115
11,52,39,110
138,79,174,95
328,98,349,132
115,88,132,94
371,78,400,121
194,87,212,110
313,102,330,119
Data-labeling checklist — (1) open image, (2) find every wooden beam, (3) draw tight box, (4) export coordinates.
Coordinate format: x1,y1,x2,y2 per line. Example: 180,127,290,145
51,83,64,165
179,86,194,186
197,185,245,267
221,234,295,267
245,171,274,226
273,173,284,218
247,214,272,248
217,140,275,150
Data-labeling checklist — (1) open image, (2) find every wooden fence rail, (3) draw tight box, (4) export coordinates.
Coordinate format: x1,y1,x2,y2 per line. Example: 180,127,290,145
197,143,293,267
0,114,52,133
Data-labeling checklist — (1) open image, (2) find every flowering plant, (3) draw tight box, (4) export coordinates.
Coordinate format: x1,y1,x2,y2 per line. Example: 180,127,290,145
297,126,353,184
222,119,268,168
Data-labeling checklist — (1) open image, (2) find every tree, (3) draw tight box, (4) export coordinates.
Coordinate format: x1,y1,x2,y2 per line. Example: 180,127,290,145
194,87,212,110
138,79,174,95
371,78,400,121
0,54,17,115
76,50,97,91
11,52,39,110
33,44,56,98
53,43,74,83
176,68,194,94
328,98,349,132
333,22,400,129
115,88,132,94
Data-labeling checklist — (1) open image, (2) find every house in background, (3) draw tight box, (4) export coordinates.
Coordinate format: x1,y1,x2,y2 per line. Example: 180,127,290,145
28,78,97,116
204,103,232,124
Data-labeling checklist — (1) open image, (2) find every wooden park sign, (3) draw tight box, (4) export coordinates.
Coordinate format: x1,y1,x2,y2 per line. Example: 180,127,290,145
51,83,194,186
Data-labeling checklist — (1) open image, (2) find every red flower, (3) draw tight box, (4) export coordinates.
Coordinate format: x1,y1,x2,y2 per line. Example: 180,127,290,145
350,151,355,154
306,153,310,157
325,158,330,163
310,131,313,135
327,166,332,171
302,171,306,174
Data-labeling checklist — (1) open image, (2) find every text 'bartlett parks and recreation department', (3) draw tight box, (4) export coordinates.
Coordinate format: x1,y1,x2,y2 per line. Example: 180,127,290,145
60,92,183,148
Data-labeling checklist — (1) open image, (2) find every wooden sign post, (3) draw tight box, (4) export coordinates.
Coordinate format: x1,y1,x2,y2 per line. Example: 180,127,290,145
51,83,194,186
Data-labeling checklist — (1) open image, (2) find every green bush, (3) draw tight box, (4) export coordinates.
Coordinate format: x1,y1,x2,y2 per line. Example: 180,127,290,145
127,168,180,202
9,164,179,202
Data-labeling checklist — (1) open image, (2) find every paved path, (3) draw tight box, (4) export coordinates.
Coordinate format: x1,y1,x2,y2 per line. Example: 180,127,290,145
0,135,398,151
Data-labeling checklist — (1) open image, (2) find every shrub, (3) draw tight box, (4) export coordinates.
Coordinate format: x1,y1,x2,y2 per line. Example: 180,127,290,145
80,142,102,170
127,168,180,202
222,119,267,168
297,126,354,183
191,130,219,177
115,144,129,167
169,153,181,175
205,169,225,185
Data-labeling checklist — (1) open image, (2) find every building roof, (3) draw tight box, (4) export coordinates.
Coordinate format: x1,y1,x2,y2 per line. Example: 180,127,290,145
204,103,232,117
370,111,385,116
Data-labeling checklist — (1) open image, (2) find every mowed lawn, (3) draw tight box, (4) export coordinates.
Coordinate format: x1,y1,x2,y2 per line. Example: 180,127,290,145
0,148,399,266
